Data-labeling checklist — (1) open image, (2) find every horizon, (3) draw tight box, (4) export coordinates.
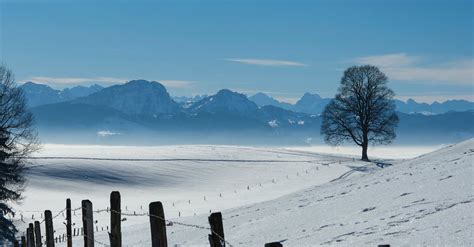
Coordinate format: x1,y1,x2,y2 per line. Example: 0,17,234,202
20,79,474,104
2,0,473,104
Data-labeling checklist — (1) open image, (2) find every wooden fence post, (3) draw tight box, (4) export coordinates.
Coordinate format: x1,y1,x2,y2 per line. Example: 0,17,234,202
27,224,35,247
34,221,42,247
149,201,167,247
21,236,26,247
264,242,282,247
208,212,225,247
109,191,121,247
82,200,94,247
66,199,72,247
44,210,54,247
26,228,30,247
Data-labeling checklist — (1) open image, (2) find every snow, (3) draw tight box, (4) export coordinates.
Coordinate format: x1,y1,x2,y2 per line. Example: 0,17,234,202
12,140,473,246
268,120,279,127
96,130,120,137
287,145,444,159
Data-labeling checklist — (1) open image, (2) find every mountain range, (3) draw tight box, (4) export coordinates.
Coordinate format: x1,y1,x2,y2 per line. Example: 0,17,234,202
20,82,103,107
21,80,474,145
21,81,474,115
248,92,474,115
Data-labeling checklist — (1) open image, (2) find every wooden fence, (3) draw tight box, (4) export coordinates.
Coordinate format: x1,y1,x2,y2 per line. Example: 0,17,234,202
14,191,391,247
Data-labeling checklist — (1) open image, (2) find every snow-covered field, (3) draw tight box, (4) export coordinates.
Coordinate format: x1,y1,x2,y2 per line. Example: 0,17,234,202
12,141,473,246
287,145,443,159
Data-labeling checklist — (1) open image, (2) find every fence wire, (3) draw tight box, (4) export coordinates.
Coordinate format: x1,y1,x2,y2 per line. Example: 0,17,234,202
15,160,348,246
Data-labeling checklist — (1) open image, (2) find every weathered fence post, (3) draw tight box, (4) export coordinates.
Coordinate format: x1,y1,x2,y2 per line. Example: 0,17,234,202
149,201,167,247
82,200,94,247
27,224,34,247
66,199,72,247
265,242,282,247
34,221,42,247
208,212,225,247
109,191,121,247
21,236,26,247
26,227,30,247
44,210,54,247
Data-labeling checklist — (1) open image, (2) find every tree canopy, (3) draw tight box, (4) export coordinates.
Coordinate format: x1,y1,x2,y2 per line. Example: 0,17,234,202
321,65,398,161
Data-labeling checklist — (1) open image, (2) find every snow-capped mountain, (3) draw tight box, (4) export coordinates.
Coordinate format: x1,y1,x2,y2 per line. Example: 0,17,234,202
20,82,64,107
75,80,181,117
248,92,474,115
292,92,331,114
395,99,474,114
26,80,474,145
189,89,259,115
248,92,331,114
20,82,104,107
61,84,104,99
173,94,208,108
248,92,292,110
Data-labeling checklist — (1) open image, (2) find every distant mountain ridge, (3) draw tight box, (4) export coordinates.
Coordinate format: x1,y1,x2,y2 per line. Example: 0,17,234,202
189,89,259,116
20,81,103,107
394,99,474,114
247,92,474,115
22,81,473,115
75,79,181,117
173,94,208,108
21,80,474,145
248,93,293,110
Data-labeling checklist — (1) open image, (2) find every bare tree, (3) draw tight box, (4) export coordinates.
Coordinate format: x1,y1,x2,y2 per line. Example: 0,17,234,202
321,65,398,161
0,65,39,243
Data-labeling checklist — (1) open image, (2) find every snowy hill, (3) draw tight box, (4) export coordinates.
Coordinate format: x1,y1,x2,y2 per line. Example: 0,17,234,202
163,139,474,246
13,140,473,246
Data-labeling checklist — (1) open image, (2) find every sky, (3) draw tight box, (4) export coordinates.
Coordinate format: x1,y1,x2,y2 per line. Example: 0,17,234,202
0,0,472,103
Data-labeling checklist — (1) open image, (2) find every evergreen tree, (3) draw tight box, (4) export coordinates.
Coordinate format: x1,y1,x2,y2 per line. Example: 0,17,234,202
0,65,39,243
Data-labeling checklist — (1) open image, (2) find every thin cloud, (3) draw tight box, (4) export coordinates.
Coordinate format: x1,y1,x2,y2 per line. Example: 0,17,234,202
353,53,473,85
225,58,308,67
28,76,127,85
159,80,196,88
355,53,420,67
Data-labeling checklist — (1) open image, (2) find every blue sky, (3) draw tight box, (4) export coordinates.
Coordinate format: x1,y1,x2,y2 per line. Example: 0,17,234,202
1,0,472,103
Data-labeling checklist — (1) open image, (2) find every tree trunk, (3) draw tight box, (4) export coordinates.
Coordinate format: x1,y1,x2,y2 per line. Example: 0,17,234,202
361,143,369,161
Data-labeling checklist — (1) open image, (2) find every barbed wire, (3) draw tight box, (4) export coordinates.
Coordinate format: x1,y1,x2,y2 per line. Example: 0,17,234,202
84,233,110,247
108,208,233,247
41,207,67,224
29,206,231,247
14,160,344,246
